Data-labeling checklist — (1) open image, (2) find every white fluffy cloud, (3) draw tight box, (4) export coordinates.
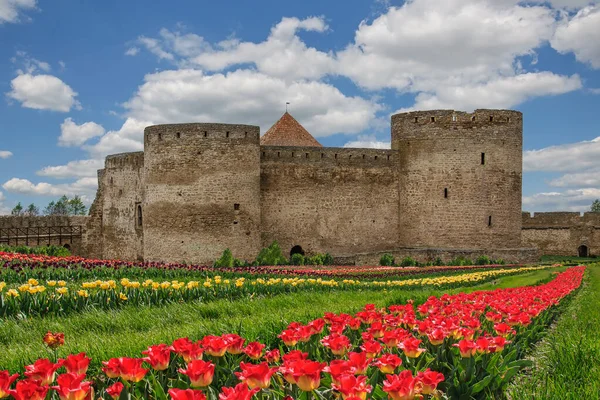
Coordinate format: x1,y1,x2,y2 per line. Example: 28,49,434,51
343,135,390,149
2,178,95,201
548,171,600,188
524,136,600,210
123,69,381,137
0,150,13,159
551,5,600,69
337,0,557,92
7,73,80,112
83,117,147,157
0,190,8,215
0,0,36,24
136,4,584,112
523,188,600,212
37,159,104,179
125,47,140,56
403,72,582,111
191,17,335,81
59,118,106,147
524,136,600,172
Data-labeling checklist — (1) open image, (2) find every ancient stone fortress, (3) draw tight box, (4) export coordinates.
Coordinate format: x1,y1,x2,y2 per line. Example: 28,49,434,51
1,109,598,263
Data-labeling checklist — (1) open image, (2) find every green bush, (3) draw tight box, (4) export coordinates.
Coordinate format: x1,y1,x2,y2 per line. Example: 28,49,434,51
322,253,334,265
433,257,444,266
214,248,235,268
400,256,417,267
493,258,506,265
0,244,71,257
448,256,473,266
255,241,288,266
475,255,491,265
380,253,395,266
290,253,305,266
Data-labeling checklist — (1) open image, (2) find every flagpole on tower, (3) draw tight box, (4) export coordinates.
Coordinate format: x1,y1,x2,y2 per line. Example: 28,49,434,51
286,102,290,112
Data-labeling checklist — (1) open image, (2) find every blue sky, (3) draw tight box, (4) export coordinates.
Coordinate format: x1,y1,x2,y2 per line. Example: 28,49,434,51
0,0,599,214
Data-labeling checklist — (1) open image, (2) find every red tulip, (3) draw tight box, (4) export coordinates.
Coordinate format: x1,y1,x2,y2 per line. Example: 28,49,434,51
142,344,171,371
179,359,215,387
171,338,203,363
347,352,370,375
243,342,265,360
24,358,61,385
321,333,352,356
223,334,245,355
453,339,477,358
51,372,93,400
235,362,277,389
118,358,149,382
105,382,124,399
43,331,65,349
427,328,446,346
0,371,18,398
398,337,426,358
415,368,444,395
8,379,49,400
383,370,417,400
201,336,229,357
168,388,207,400
360,340,382,358
219,383,260,400
278,329,299,346
59,353,91,375
289,359,326,392
264,349,281,363
101,358,121,379
332,374,372,400
373,353,402,374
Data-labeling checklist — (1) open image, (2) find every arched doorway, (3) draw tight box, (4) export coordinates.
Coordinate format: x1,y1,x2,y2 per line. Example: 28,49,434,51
63,244,71,251
290,245,305,258
578,245,589,257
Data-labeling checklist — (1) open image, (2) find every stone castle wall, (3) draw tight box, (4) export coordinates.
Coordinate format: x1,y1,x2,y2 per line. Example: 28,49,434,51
522,212,600,256
260,146,399,258
99,152,145,261
142,124,262,264
5,109,575,264
0,215,87,254
393,109,523,249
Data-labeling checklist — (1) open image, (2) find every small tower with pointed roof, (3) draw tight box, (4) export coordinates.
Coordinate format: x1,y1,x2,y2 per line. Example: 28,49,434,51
260,112,322,147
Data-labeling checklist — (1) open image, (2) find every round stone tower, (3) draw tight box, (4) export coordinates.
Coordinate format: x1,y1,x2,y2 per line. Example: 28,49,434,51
143,123,261,264
392,109,523,250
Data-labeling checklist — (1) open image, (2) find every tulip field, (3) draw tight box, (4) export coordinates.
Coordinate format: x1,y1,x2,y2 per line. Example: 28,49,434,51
0,253,598,399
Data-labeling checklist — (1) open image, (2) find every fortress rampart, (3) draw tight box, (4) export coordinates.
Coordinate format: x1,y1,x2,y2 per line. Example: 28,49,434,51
522,212,600,256
12,109,594,264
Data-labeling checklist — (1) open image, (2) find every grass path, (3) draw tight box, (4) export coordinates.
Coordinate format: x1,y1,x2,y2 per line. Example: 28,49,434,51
507,264,600,400
0,268,557,373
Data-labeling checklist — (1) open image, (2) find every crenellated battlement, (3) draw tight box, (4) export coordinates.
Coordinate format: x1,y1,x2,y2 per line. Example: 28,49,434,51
144,123,260,146
391,109,523,143
260,146,396,167
522,211,600,228
105,152,144,169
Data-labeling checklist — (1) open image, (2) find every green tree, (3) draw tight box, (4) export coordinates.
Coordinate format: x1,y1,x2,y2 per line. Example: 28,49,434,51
44,195,87,216
592,199,600,213
68,196,87,215
24,203,39,216
10,202,23,216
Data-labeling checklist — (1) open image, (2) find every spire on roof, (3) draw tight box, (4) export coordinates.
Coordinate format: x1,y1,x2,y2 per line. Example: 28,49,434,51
260,112,323,147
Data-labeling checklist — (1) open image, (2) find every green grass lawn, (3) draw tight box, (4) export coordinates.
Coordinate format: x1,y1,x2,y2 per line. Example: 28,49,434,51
0,268,558,374
506,263,600,400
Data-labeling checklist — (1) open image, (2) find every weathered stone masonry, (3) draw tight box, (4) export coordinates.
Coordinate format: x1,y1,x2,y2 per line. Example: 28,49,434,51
75,109,542,264
8,109,588,263
522,212,600,257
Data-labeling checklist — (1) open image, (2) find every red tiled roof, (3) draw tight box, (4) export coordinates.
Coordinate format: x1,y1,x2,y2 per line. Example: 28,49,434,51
260,112,323,147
